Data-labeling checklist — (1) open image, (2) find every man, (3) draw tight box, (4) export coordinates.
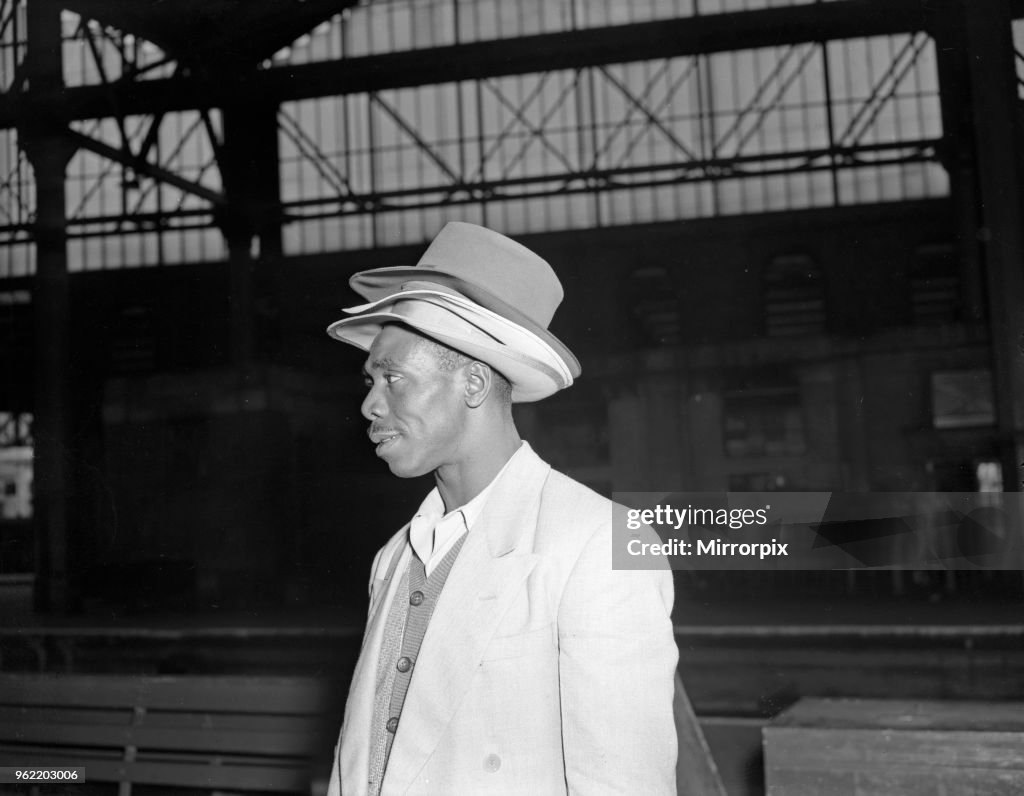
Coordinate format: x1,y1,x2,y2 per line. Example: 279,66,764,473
325,222,678,795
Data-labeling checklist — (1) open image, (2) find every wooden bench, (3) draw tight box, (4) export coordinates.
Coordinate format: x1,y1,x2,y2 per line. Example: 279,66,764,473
763,697,1024,795
0,673,344,794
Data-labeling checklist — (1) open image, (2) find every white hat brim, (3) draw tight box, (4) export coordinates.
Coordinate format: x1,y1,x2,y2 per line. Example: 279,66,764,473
326,290,574,403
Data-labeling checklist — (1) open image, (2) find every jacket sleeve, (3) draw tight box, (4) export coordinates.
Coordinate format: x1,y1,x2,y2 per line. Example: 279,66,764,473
557,521,679,795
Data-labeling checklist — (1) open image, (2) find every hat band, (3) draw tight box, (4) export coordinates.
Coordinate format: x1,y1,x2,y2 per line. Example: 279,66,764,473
344,289,574,384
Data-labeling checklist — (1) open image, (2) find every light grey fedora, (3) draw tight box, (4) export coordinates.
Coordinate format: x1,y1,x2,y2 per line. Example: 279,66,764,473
326,222,581,402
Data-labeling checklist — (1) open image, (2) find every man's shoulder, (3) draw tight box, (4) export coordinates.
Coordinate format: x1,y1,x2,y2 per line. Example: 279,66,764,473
533,465,617,552
541,466,612,517
536,464,664,553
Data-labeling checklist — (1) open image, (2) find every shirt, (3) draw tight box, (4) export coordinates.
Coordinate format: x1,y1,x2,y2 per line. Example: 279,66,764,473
408,443,525,576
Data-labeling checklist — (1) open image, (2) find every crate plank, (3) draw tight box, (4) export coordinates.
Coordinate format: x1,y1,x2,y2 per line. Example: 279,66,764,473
764,698,1024,796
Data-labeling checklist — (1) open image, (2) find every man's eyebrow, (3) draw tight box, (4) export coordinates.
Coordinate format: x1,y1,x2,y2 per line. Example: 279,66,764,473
364,356,396,373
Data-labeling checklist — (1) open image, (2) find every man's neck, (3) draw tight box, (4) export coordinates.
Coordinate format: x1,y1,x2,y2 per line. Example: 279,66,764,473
434,425,522,512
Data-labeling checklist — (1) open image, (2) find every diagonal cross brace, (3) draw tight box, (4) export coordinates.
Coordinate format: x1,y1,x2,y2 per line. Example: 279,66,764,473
370,93,461,184
63,126,226,206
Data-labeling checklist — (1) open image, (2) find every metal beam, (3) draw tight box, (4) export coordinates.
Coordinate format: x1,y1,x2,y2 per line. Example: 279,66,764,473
61,0,359,68
0,0,930,128
280,138,940,218
23,0,72,612
63,127,226,206
963,0,1024,489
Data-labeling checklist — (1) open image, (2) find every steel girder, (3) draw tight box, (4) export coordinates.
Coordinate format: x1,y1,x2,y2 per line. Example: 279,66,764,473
0,0,986,267
0,0,935,129
277,33,942,231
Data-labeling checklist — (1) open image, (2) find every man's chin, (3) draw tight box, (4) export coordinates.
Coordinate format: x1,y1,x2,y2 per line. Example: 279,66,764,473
382,453,430,479
386,461,430,478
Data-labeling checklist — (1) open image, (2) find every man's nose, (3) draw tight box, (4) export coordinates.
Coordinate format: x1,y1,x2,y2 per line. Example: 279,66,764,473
361,383,385,420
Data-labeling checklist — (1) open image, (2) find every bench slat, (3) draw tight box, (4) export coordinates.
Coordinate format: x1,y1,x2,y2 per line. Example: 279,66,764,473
0,706,327,734
0,674,336,714
3,722,329,756
0,751,316,792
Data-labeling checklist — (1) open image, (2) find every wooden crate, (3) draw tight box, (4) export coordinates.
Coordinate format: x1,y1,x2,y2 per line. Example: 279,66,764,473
763,698,1024,795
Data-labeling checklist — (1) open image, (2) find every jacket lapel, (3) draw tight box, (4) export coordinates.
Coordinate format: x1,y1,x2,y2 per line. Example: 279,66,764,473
340,536,413,792
381,444,550,792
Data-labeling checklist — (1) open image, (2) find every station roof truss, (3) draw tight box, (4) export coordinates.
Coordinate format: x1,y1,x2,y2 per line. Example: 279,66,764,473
0,0,1021,272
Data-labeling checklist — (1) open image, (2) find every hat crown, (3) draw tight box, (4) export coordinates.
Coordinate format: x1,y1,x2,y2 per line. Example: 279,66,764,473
411,222,563,328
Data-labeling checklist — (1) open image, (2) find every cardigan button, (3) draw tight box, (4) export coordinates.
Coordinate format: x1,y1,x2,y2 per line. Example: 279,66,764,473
397,656,413,673
410,590,424,606
386,717,399,733
484,754,501,773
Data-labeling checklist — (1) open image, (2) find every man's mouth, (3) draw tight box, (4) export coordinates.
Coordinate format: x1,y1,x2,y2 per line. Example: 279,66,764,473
369,430,401,454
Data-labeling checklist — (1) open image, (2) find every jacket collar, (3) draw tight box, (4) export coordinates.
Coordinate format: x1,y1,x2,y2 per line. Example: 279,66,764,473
480,440,544,558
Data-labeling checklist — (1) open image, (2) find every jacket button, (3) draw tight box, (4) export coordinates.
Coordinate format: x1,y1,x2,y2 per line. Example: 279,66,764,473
396,656,413,673
410,591,424,606
386,717,399,733
484,754,501,773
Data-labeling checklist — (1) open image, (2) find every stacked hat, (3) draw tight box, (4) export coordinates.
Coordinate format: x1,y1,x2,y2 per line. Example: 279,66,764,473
327,222,580,402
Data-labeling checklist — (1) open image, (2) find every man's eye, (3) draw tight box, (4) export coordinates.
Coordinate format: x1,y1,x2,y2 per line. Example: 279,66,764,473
384,374,400,384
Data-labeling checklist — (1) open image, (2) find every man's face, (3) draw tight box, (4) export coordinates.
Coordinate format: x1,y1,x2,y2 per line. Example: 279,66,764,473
361,325,467,478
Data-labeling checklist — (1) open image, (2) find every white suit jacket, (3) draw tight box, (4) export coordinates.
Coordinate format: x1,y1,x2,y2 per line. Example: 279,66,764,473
328,443,678,795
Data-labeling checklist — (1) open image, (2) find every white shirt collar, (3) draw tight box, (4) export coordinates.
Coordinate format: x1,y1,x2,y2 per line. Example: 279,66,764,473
408,442,525,575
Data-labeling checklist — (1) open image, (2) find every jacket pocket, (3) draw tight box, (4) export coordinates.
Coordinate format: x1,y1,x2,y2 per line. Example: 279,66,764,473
480,623,555,663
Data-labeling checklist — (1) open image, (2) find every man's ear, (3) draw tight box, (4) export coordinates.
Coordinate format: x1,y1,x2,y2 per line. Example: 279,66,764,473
464,361,492,408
